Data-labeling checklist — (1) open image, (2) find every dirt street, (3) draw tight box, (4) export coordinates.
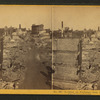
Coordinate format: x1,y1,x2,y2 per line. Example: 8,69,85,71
19,46,51,89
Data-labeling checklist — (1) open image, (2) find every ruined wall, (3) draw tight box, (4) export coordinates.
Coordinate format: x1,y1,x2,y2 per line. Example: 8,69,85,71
53,38,80,89
81,37,100,83
0,38,3,64
53,39,79,51
53,52,78,65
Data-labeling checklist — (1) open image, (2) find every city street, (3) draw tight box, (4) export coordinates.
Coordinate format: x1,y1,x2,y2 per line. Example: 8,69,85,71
19,46,51,89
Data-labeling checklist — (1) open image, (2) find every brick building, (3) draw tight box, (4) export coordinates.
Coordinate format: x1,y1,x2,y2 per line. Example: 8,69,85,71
31,24,44,34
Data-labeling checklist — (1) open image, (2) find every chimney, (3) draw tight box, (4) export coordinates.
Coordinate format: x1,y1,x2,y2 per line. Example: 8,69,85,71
19,24,21,29
98,26,100,31
61,21,63,29
61,21,64,37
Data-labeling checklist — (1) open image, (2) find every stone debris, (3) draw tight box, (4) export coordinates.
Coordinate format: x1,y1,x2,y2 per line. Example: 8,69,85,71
0,79,18,89
81,37,100,88
76,80,97,90
2,33,36,88
1,31,52,89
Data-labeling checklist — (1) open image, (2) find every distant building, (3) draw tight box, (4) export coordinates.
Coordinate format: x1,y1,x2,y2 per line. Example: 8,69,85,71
4,26,8,35
31,24,44,34
11,32,20,41
53,30,62,38
4,26,17,37
17,24,27,36
0,28,4,36
19,24,21,29
95,26,100,38
39,30,50,39
0,30,3,64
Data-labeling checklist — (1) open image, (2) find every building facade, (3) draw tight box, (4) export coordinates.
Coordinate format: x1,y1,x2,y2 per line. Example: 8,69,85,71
31,24,44,34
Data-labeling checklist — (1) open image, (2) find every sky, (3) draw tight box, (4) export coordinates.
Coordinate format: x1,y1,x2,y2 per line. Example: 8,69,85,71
0,6,100,30
53,6,100,30
0,5,52,29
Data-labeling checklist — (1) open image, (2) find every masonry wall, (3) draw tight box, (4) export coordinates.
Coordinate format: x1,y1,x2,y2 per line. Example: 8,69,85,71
0,38,3,64
53,39,79,51
53,38,80,89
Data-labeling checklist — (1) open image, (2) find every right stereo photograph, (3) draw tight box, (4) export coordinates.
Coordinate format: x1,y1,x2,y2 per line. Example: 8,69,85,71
52,6,100,90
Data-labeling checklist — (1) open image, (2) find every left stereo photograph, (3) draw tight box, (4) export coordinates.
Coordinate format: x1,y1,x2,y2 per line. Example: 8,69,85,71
0,6,52,89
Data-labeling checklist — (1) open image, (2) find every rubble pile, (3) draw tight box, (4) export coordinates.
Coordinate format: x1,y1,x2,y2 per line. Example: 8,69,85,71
76,80,97,90
0,79,18,89
81,37,100,88
2,33,35,88
35,38,52,66
1,33,52,89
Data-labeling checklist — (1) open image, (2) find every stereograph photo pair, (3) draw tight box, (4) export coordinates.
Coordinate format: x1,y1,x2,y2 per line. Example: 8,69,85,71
0,5,99,95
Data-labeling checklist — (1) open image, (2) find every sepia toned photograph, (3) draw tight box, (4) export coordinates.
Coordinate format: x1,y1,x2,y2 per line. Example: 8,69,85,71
52,6,100,90
0,6,52,89
0,5,100,92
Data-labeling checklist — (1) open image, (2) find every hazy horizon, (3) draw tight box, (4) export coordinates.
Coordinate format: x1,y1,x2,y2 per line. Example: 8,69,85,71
0,6,100,31
0,6,52,29
52,6,100,31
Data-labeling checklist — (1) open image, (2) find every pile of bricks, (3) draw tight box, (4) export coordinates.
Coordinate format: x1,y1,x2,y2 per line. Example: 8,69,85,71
2,35,27,84
81,37,100,83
